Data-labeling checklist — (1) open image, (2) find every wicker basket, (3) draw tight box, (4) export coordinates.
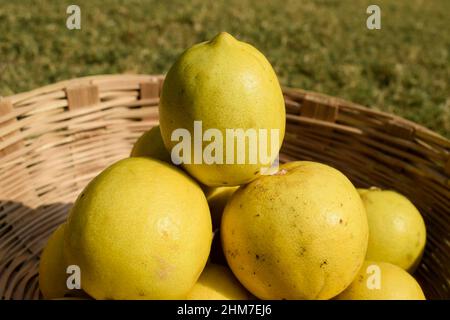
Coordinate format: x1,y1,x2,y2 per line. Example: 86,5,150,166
0,74,448,300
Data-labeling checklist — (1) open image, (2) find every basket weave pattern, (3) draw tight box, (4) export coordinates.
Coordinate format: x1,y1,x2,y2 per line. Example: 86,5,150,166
0,75,449,299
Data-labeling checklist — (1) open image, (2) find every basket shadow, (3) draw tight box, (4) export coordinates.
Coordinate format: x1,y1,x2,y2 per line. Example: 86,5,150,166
0,200,72,300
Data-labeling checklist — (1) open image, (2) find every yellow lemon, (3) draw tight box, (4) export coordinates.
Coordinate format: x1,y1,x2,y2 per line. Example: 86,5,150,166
186,263,252,300
358,188,426,272
205,186,239,230
159,32,285,187
335,261,425,300
221,161,368,300
39,224,91,299
39,224,69,299
64,157,212,299
130,125,172,163
39,224,88,299
205,186,238,265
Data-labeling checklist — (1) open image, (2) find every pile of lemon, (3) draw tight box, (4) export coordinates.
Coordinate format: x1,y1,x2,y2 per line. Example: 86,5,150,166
39,33,426,300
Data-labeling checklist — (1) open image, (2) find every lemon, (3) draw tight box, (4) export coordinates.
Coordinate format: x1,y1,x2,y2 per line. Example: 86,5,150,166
205,186,239,230
159,32,285,187
358,188,426,271
205,186,238,265
335,261,425,300
221,161,368,300
64,157,212,299
39,224,70,299
130,125,172,163
186,263,251,300
39,224,90,299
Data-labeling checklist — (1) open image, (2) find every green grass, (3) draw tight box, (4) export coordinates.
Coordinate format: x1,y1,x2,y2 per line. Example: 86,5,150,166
0,0,448,137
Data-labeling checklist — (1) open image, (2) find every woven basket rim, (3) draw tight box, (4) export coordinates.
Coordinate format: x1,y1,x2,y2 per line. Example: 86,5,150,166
1,73,447,143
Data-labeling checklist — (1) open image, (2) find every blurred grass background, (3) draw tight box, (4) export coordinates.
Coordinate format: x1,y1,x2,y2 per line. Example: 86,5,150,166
0,0,448,136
